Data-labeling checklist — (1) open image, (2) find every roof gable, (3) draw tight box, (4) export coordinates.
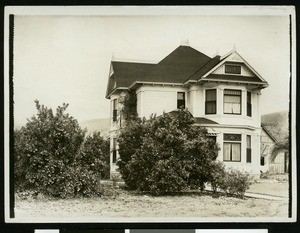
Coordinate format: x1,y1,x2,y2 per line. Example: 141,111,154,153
199,51,268,85
105,46,269,98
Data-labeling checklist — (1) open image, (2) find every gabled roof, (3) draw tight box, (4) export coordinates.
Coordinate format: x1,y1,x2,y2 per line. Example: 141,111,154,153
106,45,268,98
261,124,278,142
199,50,268,86
106,61,154,97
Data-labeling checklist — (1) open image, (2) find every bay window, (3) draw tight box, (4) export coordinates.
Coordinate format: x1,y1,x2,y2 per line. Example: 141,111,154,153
205,89,217,114
224,89,241,114
223,134,241,162
247,91,252,117
246,135,252,163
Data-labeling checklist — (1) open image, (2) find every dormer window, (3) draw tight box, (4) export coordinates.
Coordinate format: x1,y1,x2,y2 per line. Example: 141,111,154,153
225,64,241,74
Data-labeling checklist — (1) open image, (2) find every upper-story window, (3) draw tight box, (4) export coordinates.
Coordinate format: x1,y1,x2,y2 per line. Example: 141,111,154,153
177,92,185,109
205,89,217,114
225,64,241,74
112,99,118,122
224,89,241,115
247,91,252,117
223,133,241,162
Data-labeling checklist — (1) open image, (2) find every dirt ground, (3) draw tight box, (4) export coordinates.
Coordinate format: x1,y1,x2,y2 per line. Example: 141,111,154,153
13,190,288,221
247,181,289,197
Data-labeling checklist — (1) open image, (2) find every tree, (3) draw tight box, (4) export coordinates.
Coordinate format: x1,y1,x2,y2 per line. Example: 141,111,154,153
14,100,86,197
121,90,138,122
76,132,110,179
270,137,289,172
117,109,219,195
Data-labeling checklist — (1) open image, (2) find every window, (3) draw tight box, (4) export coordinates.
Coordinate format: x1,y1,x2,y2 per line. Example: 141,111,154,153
112,138,117,163
223,134,241,162
177,92,185,109
205,89,217,114
247,91,252,117
246,135,251,163
224,89,241,114
261,156,265,166
225,64,241,74
112,99,118,122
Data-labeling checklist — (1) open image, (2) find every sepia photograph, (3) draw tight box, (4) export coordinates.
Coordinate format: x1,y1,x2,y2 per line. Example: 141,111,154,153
4,6,296,223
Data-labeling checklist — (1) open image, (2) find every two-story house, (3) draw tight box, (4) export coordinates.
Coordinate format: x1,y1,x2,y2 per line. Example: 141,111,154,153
106,44,268,178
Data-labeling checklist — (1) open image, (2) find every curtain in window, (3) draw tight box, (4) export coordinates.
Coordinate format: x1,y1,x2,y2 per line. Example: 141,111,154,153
223,143,231,161
232,143,241,161
224,95,241,114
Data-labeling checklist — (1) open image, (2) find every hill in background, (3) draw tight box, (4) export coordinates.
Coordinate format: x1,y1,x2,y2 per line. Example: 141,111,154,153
261,110,289,142
14,111,290,142
80,118,110,138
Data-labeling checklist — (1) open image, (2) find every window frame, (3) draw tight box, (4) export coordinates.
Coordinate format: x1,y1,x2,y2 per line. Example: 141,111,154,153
223,89,242,115
246,135,252,163
224,64,242,75
247,91,252,117
205,89,217,115
177,92,186,109
112,138,117,164
112,99,118,122
223,133,242,162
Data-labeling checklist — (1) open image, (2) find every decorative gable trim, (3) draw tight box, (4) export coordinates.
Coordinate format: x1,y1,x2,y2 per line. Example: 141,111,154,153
199,51,268,84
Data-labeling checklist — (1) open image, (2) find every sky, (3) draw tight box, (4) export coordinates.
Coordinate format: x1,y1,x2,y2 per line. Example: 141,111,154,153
12,8,291,124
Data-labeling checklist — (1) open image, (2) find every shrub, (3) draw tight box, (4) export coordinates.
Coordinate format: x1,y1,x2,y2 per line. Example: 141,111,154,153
209,161,227,193
215,168,252,198
117,109,219,195
76,132,110,179
14,100,110,198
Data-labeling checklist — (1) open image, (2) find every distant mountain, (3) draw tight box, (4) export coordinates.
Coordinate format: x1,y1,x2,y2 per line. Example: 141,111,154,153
80,118,110,138
261,110,289,142
14,118,111,138
14,123,25,130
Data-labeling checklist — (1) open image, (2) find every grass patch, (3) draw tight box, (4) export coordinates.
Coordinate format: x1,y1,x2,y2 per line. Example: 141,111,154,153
14,182,288,220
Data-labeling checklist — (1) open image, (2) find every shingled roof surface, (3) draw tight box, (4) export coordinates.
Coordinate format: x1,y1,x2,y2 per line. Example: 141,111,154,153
204,74,263,83
106,45,266,98
106,61,154,97
107,46,213,97
194,117,219,125
139,45,212,83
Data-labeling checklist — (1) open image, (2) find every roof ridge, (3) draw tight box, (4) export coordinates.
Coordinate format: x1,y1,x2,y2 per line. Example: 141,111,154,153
158,45,211,64
185,55,221,82
113,57,158,64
